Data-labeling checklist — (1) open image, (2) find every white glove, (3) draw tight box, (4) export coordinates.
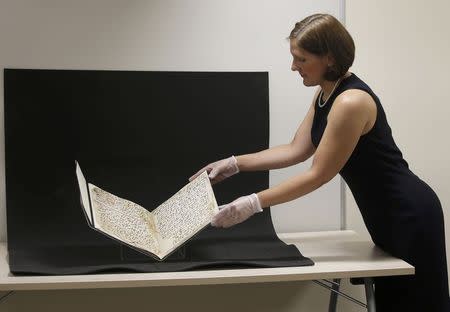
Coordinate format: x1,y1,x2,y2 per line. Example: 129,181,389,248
189,156,239,184
212,193,263,228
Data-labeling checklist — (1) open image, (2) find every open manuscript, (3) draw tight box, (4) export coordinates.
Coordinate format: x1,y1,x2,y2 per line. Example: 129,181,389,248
75,161,219,261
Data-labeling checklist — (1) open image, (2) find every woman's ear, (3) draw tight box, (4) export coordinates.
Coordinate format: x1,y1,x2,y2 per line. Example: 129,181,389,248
326,53,336,67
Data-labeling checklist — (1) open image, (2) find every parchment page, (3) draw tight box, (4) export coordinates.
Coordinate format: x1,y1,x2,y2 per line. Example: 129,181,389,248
89,184,160,256
152,171,219,258
75,161,93,225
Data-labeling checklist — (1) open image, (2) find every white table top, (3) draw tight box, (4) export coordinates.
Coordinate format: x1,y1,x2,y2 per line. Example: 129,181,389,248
0,230,414,291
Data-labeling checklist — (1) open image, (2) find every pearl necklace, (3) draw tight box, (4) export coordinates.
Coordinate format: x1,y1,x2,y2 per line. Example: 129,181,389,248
318,77,344,108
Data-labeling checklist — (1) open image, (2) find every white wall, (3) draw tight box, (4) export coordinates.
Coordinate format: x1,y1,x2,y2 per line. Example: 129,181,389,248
0,1,340,311
1,1,449,311
0,0,343,244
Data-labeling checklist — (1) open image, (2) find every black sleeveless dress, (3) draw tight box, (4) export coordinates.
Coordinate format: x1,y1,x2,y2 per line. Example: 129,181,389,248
311,73,449,311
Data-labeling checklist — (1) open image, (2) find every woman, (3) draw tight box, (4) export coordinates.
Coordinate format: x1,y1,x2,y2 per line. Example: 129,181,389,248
190,13,449,311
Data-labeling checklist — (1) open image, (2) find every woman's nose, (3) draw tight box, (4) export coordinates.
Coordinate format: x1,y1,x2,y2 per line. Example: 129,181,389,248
291,61,297,71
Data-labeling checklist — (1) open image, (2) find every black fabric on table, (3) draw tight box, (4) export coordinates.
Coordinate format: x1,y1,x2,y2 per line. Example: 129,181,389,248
4,69,313,275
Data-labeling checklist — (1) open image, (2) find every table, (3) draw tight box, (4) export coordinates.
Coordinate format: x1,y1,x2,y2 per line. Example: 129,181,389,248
0,230,414,311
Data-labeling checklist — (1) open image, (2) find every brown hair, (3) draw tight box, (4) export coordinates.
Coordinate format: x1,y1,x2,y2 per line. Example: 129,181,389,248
289,14,355,81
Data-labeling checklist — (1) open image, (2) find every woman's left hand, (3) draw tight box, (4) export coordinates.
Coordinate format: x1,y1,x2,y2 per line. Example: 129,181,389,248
212,193,263,228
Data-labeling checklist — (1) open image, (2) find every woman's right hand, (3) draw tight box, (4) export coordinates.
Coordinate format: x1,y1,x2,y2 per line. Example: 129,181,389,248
189,156,239,184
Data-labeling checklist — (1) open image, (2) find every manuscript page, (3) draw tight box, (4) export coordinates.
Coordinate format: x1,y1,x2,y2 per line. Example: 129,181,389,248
152,171,218,258
89,184,160,256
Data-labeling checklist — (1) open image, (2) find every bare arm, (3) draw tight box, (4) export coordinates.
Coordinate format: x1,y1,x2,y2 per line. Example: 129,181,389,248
236,90,319,171
256,90,376,208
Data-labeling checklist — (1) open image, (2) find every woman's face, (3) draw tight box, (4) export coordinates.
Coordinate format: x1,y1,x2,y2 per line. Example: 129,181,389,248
290,39,329,86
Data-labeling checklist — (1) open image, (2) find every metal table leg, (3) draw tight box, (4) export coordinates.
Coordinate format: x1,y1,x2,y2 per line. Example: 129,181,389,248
328,279,341,312
315,279,367,308
315,278,376,311
0,291,14,304
364,278,376,312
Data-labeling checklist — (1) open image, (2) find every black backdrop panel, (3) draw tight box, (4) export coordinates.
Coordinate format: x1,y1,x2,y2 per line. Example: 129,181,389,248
4,69,313,275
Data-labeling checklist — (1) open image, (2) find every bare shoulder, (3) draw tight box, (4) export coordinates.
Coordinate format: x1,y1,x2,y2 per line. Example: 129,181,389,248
330,89,377,119
335,89,375,110
330,89,377,133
